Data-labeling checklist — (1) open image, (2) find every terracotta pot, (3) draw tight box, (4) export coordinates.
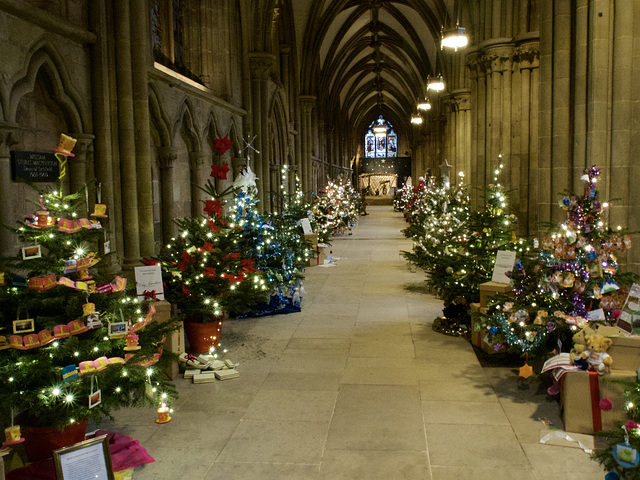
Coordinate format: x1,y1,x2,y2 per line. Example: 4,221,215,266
184,314,224,353
23,420,88,461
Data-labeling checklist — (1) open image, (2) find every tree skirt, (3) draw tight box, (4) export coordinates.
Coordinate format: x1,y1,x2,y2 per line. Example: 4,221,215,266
7,430,154,479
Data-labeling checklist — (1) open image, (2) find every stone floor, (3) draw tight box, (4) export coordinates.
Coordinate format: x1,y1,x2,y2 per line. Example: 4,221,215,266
104,205,606,479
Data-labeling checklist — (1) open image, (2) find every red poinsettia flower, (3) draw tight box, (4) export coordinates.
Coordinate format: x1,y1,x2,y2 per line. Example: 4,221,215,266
212,136,232,155
201,241,214,252
178,251,195,272
207,220,220,233
142,258,159,265
181,285,191,296
204,200,223,216
203,267,217,277
210,163,230,180
239,258,256,272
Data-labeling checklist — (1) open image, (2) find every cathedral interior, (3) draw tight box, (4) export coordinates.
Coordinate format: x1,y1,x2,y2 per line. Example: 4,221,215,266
1,0,638,273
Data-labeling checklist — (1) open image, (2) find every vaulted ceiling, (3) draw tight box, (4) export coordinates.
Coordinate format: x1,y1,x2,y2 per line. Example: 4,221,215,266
293,0,461,138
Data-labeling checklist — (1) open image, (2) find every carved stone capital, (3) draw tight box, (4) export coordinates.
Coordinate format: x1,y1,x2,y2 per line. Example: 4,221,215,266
249,53,276,81
514,42,540,69
69,133,95,161
189,151,208,170
299,95,317,115
0,123,20,158
448,90,471,112
157,147,178,169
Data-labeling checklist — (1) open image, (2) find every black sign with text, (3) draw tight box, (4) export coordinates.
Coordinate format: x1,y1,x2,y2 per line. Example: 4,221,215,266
11,151,59,182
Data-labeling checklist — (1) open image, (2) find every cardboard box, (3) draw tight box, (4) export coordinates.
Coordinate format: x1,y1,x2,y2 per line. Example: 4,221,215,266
561,369,633,434
479,281,514,307
469,303,507,354
596,326,640,372
303,233,318,247
153,300,184,380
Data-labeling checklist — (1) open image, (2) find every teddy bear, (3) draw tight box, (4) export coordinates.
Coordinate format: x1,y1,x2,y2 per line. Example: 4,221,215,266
569,324,597,363
572,333,613,375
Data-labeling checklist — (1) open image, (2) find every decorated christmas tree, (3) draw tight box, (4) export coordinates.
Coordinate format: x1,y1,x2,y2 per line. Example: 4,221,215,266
233,164,313,315
403,162,530,333
154,159,270,321
0,136,177,434
312,176,361,243
486,166,638,354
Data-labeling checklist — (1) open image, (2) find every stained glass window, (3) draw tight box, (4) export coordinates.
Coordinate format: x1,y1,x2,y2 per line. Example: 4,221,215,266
364,116,397,158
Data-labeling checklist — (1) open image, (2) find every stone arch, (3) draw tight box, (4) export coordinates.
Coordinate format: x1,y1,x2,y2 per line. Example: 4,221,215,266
174,97,201,153
9,40,87,132
148,83,172,149
267,89,289,211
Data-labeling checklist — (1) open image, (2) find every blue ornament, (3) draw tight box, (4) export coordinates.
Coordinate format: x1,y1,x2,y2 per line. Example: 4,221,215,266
605,472,620,480
562,197,571,207
489,326,498,335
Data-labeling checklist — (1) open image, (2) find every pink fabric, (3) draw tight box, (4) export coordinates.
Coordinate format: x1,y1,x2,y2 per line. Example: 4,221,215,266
7,430,154,480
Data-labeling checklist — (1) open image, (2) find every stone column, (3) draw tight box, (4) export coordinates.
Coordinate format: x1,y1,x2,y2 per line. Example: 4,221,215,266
609,0,633,231
131,0,155,259
450,90,471,180
0,125,20,258
114,0,140,267
89,0,120,274
189,151,209,217
158,147,177,243
68,133,94,214
299,95,316,194
249,53,274,211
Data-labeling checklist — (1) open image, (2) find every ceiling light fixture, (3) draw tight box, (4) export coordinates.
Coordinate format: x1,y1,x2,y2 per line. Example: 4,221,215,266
410,113,423,125
417,97,431,111
427,75,445,92
441,26,468,51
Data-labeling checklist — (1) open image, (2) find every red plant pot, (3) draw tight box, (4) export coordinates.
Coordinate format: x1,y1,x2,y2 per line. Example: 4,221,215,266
184,314,224,353
23,420,88,462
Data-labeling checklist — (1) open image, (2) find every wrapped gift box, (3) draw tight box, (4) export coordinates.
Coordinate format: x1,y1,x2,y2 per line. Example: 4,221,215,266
153,300,184,380
561,369,633,434
479,281,514,307
469,303,507,354
596,326,640,372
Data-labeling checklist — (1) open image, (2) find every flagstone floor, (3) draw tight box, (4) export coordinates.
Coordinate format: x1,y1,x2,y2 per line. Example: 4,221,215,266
106,205,606,479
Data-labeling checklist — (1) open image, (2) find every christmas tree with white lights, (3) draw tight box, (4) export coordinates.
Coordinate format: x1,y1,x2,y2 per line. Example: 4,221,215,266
486,166,637,354
0,137,177,431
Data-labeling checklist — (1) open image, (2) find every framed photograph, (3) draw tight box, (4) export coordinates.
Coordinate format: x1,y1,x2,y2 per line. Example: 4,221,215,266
89,389,102,409
53,434,114,480
21,245,42,260
108,321,128,338
13,318,34,334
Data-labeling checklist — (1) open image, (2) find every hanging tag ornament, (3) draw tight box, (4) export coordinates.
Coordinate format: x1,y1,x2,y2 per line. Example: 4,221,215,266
89,376,101,409
614,424,640,468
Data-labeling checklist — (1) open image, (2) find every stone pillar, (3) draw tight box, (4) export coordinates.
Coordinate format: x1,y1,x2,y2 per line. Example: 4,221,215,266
89,0,120,273
299,95,316,195
450,90,471,180
609,0,633,232
68,133,94,214
114,0,140,267
538,0,554,226
249,53,274,211
158,147,177,243
0,126,20,259
131,0,155,259
189,151,209,217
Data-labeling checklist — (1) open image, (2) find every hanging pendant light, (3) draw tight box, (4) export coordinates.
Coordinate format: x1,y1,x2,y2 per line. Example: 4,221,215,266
441,26,468,51
410,113,423,125
427,75,445,92
417,97,431,111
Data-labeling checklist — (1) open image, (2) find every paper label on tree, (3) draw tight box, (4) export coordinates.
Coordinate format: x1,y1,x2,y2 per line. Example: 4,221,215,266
491,250,517,284
587,309,605,321
298,218,313,234
134,265,165,300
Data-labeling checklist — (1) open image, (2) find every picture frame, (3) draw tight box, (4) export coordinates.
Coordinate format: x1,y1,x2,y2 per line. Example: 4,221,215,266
53,434,115,480
21,244,42,260
89,389,102,409
13,318,34,334
108,321,128,338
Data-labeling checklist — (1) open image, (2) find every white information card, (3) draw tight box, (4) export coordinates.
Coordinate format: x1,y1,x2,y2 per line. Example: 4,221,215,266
491,250,517,284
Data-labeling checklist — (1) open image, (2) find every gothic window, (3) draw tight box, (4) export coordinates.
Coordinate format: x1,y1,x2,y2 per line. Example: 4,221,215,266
150,0,202,84
364,116,397,158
